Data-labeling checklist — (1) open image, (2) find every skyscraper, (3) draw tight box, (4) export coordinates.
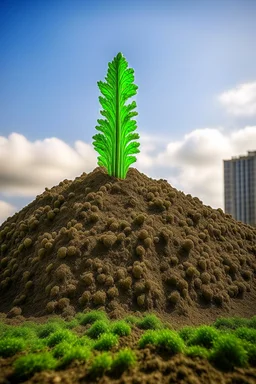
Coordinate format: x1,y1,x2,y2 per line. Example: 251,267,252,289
223,151,256,227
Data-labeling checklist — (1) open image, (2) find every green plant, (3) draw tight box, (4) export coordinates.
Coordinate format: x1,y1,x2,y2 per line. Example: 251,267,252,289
76,310,108,326
185,345,210,359
88,351,113,378
86,320,110,339
111,320,131,336
74,335,95,348
248,315,256,329
52,340,74,358
187,325,219,349
13,352,57,380
138,330,159,348
46,329,76,347
235,327,256,344
57,346,91,368
242,341,256,366
178,326,197,343
4,325,37,340
137,314,163,330
213,316,248,331
209,334,248,371
123,315,141,325
28,338,48,353
92,52,140,179
94,333,119,351
111,348,137,374
64,318,79,329
156,329,185,354
0,337,26,358
36,322,62,339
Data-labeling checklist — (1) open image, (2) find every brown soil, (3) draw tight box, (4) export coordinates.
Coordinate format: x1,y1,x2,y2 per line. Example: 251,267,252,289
0,166,256,325
1,166,256,383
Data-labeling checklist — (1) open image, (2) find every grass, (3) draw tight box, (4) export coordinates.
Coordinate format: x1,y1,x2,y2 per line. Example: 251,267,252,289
86,319,110,339
0,311,255,382
93,333,119,351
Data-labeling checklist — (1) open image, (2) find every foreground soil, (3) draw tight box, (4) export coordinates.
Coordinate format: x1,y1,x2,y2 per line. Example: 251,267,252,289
0,314,256,384
0,166,256,327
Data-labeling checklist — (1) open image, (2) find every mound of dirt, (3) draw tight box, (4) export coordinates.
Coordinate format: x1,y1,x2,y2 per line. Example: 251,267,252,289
0,166,255,325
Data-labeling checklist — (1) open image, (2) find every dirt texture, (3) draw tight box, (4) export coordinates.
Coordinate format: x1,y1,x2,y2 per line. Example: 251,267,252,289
0,166,256,326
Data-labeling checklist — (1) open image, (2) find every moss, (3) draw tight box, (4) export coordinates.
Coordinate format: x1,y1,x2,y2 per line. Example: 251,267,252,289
107,287,119,299
57,247,67,259
66,246,77,256
168,291,181,304
57,298,70,310
201,272,211,284
186,266,199,278
47,211,55,220
50,286,60,297
78,291,91,305
46,301,56,313
136,245,146,257
102,234,117,248
82,272,94,286
25,280,33,290
92,291,107,305
94,333,119,351
44,241,53,250
97,273,106,284
118,277,132,290
105,276,114,287
45,263,54,273
137,294,145,307
132,265,143,279
138,229,149,240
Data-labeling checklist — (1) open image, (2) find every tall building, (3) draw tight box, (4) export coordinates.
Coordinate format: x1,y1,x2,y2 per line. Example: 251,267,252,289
223,150,256,227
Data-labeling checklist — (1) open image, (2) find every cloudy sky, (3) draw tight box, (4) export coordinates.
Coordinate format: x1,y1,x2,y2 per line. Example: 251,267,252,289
1,0,256,225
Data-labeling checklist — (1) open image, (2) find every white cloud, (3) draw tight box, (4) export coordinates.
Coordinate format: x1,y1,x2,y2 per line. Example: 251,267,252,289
0,127,256,225
0,201,17,225
0,133,97,197
218,82,256,116
140,126,256,210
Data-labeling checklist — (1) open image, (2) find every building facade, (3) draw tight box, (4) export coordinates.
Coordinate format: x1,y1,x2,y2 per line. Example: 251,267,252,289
223,150,256,227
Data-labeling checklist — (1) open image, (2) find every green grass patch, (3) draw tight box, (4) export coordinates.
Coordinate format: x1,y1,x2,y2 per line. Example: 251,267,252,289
76,310,109,326
137,314,163,330
110,320,131,336
93,333,119,351
156,329,185,354
46,329,77,347
57,346,91,368
88,351,113,378
138,330,159,348
86,320,110,339
13,352,57,381
0,337,27,358
209,334,248,371
111,348,137,374
185,345,210,359
138,329,185,355
234,327,256,344
36,322,63,339
123,315,141,325
187,325,220,349
178,326,197,343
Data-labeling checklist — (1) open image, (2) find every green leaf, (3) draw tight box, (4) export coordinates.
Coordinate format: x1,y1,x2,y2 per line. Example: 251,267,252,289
92,52,140,179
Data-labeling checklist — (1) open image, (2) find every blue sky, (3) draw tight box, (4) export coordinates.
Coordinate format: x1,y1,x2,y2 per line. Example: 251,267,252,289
0,0,256,224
